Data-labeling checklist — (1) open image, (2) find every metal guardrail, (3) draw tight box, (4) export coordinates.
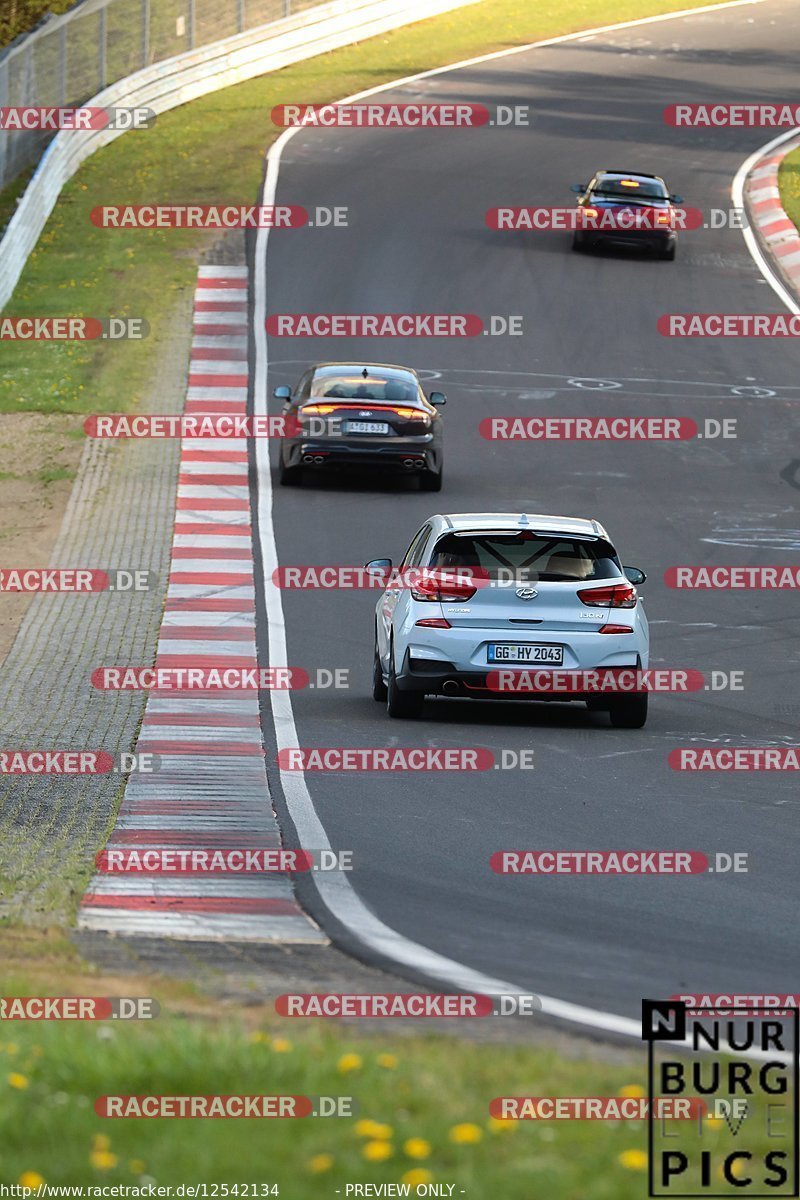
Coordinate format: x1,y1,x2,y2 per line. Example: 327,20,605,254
0,0,322,189
0,0,479,311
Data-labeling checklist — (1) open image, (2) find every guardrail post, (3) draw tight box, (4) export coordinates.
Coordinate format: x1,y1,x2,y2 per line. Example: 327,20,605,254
188,0,196,49
284,0,290,16
237,0,246,34
141,0,150,67
98,4,107,90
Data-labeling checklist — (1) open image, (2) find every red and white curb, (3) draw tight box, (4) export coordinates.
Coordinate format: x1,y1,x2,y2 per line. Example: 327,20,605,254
80,265,326,943
743,133,800,292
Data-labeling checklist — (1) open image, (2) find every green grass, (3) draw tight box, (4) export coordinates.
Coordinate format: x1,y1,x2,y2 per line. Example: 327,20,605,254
37,464,76,485
1,0,739,416
0,992,786,1194
779,148,800,234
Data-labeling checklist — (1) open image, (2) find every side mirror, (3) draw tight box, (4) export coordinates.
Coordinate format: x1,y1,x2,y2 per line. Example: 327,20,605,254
670,194,683,204
624,566,646,586
429,391,447,406
570,183,586,194
365,558,392,573
273,385,291,400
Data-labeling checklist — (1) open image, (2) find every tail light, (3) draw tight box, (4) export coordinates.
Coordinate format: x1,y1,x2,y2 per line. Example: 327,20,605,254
300,403,339,416
411,575,477,603
582,206,599,221
577,583,637,609
300,403,426,421
598,624,634,634
414,617,451,628
655,210,672,226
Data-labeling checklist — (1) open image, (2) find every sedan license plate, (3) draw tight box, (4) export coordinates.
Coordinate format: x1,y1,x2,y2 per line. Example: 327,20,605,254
488,643,563,665
346,421,389,435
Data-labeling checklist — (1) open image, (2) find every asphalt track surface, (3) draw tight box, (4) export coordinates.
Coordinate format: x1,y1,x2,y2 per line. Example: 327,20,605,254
253,0,800,1025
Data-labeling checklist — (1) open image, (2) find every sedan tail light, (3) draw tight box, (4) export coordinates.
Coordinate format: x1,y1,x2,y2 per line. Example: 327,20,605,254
598,623,634,634
300,403,426,422
411,575,477,603
577,583,637,609
414,617,451,628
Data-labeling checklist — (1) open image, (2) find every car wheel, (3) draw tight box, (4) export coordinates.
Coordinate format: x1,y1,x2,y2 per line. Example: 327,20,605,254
420,468,443,492
386,646,423,718
661,242,676,261
372,640,387,702
608,694,648,729
279,456,303,486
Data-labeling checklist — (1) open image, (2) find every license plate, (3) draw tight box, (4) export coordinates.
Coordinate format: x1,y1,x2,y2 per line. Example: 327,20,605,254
346,421,389,435
487,643,563,665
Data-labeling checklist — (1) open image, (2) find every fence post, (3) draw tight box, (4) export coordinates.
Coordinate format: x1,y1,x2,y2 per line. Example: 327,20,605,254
98,4,107,90
188,0,196,49
141,0,150,68
237,0,246,34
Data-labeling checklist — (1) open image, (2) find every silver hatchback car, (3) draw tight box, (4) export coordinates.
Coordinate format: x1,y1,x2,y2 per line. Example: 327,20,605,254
368,512,650,727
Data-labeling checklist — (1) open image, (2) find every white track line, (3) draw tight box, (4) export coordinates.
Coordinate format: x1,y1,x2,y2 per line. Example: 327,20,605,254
732,126,800,315
253,0,774,1045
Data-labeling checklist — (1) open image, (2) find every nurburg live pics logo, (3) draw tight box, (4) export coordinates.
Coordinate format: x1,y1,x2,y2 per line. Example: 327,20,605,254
642,999,799,1196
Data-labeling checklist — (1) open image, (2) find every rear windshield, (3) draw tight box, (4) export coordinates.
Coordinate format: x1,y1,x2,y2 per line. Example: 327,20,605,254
309,373,420,404
593,177,668,200
429,532,621,582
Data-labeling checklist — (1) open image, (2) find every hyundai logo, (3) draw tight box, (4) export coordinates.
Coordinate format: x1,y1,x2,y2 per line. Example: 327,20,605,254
359,410,372,417
515,587,538,600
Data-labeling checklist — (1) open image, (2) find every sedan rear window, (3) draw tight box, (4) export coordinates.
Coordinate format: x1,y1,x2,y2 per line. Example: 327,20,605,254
429,533,621,581
310,373,419,404
593,176,668,200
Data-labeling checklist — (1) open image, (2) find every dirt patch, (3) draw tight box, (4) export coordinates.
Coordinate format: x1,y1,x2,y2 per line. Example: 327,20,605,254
0,416,87,664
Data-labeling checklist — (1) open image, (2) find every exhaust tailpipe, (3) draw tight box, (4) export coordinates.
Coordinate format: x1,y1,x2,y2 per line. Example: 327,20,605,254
442,680,460,697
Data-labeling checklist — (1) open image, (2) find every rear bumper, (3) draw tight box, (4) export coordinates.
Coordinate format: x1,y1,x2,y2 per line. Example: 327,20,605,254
583,230,676,251
396,653,643,701
283,437,439,472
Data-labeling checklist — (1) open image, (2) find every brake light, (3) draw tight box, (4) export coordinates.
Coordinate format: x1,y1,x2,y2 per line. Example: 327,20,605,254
300,403,424,420
656,211,671,225
583,206,598,218
598,624,634,634
411,576,477,603
414,617,451,628
577,584,637,609
300,403,337,416
389,407,424,421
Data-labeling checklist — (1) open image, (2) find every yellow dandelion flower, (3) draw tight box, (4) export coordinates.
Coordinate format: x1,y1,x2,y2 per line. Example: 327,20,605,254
90,1151,119,1171
362,1141,393,1162
403,1138,431,1160
338,1053,363,1074
129,1161,146,1175
618,1149,648,1171
376,1053,397,1069
402,1170,433,1188
271,1038,292,1053
449,1123,483,1145
8,1073,29,1090
18,1173,45,1189
249,1031,269,1044
308,1154,334,1174
706,1116,724,1129
92,1134,112,1152
618,1084,646,1099
355,1119,393,1139
487,1115,517,1133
